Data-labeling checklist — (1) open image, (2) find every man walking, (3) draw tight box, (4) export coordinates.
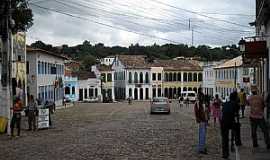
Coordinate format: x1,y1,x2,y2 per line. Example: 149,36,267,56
194,88,207,154
247,87,270,149
27,95,38,131
220,92,239,159
238,88,247,118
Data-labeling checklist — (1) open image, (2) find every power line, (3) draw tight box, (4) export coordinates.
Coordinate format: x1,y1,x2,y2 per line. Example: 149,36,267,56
29,3,184,44
49,0,237,43
149,0,252,28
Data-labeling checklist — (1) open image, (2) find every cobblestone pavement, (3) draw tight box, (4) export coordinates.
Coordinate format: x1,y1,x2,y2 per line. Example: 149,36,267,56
0,101,227,160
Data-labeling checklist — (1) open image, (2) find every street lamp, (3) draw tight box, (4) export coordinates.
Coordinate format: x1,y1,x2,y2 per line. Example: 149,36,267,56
238,38,246,52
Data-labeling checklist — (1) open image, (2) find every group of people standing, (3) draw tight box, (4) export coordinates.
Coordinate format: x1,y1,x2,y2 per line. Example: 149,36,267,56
194,87,270,159
10,94,55,137
10,95,38,137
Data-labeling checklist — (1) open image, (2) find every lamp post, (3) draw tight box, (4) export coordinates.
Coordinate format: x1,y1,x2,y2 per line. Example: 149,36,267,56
237,38,246,92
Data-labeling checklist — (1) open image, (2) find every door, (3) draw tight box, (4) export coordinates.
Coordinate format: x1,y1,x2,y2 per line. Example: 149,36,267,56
79,89,83,101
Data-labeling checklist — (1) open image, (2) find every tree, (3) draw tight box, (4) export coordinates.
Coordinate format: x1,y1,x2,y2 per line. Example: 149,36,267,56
80,55,97,71
10,0,33,33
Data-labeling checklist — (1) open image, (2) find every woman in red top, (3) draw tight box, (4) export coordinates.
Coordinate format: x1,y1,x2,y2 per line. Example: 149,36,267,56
10,97,23,137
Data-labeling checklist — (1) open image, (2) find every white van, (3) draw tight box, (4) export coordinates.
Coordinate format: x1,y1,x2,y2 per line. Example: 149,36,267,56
180,91,197,102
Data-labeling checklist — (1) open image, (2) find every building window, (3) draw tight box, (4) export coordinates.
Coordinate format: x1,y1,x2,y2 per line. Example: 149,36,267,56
65,86,70,95
158,88,161,97
72,86,75,94
134,72,138,83
152,73,156,81
101,73,106,82
89,88,94,97
183,73,187,82
153,88,156,97
95,88,98,97
188,73,192,82
158,73,161,81
165,73,168,81
145,72,149,83
173,73,177,81
139,72,143,83
84,88,87,99
198,73,203,81
193,73,197,81
177,73,181,81
107,73,112,82
26,61,29,74
128,72,132,83
129,88,132,97
145,88,149,99
169,73,172,81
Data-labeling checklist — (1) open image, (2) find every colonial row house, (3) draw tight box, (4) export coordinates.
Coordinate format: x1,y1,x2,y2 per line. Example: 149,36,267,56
112,55,203,100
26,47,67,107
92,64,115,102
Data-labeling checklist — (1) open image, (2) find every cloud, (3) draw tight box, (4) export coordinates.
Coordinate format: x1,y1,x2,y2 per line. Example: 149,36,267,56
27,0,255,47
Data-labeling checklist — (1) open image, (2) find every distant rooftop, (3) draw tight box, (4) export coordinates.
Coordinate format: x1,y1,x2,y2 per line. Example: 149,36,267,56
214,56,242,69
27,47,68,60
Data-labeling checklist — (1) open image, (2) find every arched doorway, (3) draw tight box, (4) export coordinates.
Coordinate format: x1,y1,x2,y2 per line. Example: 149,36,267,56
134,88,138,100
164,88,168,98
177,87,181,97
169,88,173,99
140,88,143,100
193,87,197,93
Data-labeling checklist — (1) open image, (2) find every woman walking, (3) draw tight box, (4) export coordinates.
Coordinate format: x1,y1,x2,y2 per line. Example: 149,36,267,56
194,88,207,154
212,94,222,126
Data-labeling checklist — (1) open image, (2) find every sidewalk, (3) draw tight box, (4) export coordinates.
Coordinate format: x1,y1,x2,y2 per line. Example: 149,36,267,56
236,116,270,160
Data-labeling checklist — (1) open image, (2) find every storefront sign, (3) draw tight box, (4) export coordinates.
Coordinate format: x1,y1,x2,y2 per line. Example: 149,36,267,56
244,41,268,59
38,108,49,129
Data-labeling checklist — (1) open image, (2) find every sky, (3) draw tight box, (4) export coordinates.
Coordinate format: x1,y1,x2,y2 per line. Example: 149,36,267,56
27,0,256,47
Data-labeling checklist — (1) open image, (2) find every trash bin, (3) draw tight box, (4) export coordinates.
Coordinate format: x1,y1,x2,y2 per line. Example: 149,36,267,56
0,116,8,133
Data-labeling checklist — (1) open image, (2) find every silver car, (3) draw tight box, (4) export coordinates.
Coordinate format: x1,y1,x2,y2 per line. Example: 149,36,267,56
150,97,171,114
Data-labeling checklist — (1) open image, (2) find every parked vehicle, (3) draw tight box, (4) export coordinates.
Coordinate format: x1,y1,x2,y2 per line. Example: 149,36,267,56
150,97,171,114
181,91,196,102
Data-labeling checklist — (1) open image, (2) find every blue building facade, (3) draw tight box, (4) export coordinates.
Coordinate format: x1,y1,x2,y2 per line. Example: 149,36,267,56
64,76,79,102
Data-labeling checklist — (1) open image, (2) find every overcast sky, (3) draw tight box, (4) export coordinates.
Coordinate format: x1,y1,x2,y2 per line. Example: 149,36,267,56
27,0,256,47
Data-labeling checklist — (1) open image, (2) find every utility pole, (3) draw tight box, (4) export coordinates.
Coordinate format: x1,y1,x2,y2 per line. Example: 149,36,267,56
0,0,12,135
188,19,194,46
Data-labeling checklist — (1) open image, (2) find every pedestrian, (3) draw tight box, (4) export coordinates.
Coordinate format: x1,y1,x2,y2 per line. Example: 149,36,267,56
179,96,184,108
205,94,211,125
212,94,222,126
247,87,270,149
194,88,207,154
238,88,247,118
27,95,38,131
186,97,189,108
220,92,239,158
10,97,23,137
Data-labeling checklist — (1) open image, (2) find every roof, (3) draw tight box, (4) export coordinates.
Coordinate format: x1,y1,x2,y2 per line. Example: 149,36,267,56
74,71,97,80
214,56,242,69
97,64,113,71
117,55,151,69
151,59,202,71
27,47,68,60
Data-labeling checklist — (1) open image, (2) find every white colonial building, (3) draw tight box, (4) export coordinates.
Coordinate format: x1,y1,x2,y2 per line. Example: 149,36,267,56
214,56,254,99
27,48,66,107
77,71,102,102
113,55,152,100
151,67,164,98
202,61,224,97
92,64,115,102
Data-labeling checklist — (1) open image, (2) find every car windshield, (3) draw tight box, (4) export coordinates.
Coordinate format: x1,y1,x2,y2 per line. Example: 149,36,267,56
188,93,195,97
153,98,167,102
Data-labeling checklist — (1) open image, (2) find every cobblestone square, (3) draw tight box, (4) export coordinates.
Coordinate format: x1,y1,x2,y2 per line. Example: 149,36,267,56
0,101,227,160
